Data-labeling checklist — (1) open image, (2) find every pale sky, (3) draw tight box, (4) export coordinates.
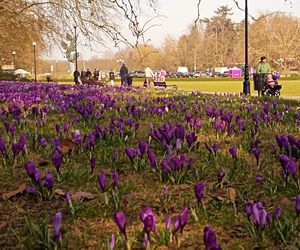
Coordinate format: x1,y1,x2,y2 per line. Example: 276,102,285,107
49,0,300,60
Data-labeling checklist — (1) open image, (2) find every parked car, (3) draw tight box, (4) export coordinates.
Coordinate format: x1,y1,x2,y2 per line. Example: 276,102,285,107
176,72,189,78
193,71,208,78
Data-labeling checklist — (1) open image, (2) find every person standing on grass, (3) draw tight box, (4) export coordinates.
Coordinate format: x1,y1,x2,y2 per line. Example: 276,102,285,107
109,70,115,86
120,64,129,86
145,66,154,87
257,56,271,74
73,70,80,85
159,67,167,82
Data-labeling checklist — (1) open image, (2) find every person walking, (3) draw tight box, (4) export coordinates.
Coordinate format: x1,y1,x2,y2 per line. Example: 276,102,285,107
120,64,129,86
159,67,167,82
256,56,272,96
109,70,115,86
256,56,271,74
144,66,154,87
73,70,80,85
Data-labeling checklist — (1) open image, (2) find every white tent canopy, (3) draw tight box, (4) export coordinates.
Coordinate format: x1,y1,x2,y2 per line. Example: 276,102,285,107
14,69,30,76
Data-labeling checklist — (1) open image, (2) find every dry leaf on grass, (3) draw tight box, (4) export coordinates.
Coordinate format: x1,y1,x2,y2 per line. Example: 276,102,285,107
61,138,75,154
227,187,237,202
1,184,27,200
54,189,96,201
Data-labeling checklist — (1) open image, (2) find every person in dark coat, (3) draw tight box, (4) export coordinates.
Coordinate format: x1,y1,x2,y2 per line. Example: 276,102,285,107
73,70,80,84
119,64,128,85
109,70,115,86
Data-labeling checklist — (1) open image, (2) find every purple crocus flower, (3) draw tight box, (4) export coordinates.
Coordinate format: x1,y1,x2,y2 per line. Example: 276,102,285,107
26,186,37,194
65,192,72,204
256,175,264,183
55,124,61,135
161,157,171,172
125,147,137,163
217,170,225,183
194,182,205,205
296,195,300,216
97,172,107,192
203,226,221,250
186,132,197,149
163,186,169,196
267,212,273,224
114,211,126,237
39,137,47,147
252,148,261,165
174,207,189,234
24,161,40,184
166,215,172,231
90,157,96,175
112,171,119,190
229,146,237,159
212,144,219,155
138,141,148,158
0,137,8,157
52,151,63,173
42,172,55,190
110,234,116,250
112,150,118,162
147,148,157,169
140,207,156,235
274,207,282,220
53,212,62,242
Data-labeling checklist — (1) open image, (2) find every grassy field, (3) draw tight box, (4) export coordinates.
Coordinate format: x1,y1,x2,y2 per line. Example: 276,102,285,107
132,79,300,97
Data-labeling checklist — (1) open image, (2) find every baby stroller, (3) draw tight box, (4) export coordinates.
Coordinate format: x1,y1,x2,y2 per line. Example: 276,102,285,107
253,72,281,97
261,72,282,97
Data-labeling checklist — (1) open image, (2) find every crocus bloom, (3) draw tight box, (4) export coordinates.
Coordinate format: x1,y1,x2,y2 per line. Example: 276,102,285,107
98,172,107,192
174,207,189,234
274,207,282,220
53,212,62,242
267,212,273,224
217,171,225,183
26,187,37,194
90,157,96,174
194,182,205,205
114,211,126,236
52,151,63,173
110,234,116,250
252,148,261,165
39,137,47,147
163,216,171,232
147,148,157,169
161,157,171,172
203,226,221,250
256,175,264,183
42,172,55,190
112,171,119,190
138,141,148,157
140,207,156,235
296,195,300,216
229,146,237,159
24,161,40,184
125,147,137,163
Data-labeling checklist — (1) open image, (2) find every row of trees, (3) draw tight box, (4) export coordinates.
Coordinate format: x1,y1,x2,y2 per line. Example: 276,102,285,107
114,6,300,72
1,1,300,74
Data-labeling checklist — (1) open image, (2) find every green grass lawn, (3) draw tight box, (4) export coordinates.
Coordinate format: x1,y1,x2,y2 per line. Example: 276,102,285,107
132,79,300,97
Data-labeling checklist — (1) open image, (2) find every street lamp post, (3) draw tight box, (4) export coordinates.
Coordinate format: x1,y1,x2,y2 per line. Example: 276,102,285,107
116,59,124,67
74,26,78,72
193,49,197,72
12,51,16,69
243,0,250,96
32,42,37,82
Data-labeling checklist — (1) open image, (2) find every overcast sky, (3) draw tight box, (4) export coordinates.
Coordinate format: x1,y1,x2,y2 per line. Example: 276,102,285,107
49,0,300,60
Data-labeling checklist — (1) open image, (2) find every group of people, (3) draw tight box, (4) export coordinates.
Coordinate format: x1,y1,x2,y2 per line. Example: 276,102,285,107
256,56,282,95
73,69,115,85
119,64,167,87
